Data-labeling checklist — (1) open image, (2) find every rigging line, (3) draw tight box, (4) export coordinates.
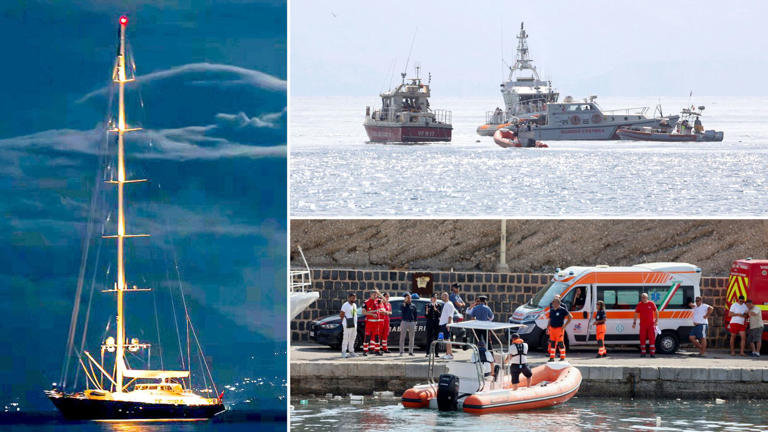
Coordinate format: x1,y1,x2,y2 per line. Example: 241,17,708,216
163,235,187,371
403,27,418,77
189,316,218,396
72,236,103,389
152,281,165,370
60,99,114,391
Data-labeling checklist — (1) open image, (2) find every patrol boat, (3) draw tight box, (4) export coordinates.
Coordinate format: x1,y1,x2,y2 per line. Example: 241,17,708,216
45,16,225,421
617,105,724,142
401,321,581,414
476,22,559,136
514,96,679,143
364,66,452,143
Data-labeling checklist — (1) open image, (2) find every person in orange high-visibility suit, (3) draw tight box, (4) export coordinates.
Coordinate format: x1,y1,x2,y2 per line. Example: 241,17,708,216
594,300,607,358
547,297,573,362
380,292,393,353
363,291,384,356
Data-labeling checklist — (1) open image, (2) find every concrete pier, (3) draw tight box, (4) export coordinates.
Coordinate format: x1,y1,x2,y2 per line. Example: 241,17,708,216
291,344,768,399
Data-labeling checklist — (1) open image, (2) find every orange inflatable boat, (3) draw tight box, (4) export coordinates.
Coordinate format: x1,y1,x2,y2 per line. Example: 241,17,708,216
401,321,580,414
493,128,548,148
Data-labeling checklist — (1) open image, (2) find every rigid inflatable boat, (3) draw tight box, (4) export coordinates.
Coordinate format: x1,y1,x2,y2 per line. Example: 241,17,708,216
402,321,581,414
493,128,548,148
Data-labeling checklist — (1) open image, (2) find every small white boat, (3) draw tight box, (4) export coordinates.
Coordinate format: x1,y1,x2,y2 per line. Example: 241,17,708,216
617,106,723,142
290,246,318,319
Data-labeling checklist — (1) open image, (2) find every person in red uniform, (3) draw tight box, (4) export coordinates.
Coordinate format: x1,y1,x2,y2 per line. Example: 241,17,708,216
547,297,572,362
594,300,607,358
363,290,384,356
380,292,393,353
633,293,659,358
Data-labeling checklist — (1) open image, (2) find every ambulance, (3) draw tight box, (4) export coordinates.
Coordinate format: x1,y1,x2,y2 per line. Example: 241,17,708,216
726,258,768,341
509,263,702,354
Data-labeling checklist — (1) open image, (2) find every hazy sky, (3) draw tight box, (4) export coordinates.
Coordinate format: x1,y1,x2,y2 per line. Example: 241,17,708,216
291,0,768,97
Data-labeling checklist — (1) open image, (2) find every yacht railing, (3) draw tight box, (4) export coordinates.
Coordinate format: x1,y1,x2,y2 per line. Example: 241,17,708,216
433,109,452,125
601,106,649,116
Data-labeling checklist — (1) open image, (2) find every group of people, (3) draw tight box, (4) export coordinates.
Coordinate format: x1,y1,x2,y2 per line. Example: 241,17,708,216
339,287,764,362
727,295,764,357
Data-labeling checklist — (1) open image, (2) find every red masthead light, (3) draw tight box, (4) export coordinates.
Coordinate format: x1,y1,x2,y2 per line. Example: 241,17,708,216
119,16,128,26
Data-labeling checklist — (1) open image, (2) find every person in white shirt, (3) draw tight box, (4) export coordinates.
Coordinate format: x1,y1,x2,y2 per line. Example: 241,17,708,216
507,333,532,390
439,292,456,359
728,295,749,356
339,293,358,358
746,299,763,357
688,296,713,355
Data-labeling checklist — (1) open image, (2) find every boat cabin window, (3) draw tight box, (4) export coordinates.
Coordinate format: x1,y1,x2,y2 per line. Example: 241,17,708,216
567,104,591,112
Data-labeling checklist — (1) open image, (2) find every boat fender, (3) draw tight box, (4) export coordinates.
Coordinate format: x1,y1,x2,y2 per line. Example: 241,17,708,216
437,374,460,411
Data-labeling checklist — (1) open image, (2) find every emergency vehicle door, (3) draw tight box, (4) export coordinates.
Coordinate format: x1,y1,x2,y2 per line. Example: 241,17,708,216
563,285,590,345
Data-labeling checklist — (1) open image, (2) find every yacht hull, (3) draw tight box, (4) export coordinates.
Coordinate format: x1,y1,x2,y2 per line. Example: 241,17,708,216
291,291,320,319
364,124,452,143
48,394,225,420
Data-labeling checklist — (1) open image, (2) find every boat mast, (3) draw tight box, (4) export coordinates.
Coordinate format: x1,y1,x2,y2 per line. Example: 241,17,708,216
511,22,538,80
115,14,129,394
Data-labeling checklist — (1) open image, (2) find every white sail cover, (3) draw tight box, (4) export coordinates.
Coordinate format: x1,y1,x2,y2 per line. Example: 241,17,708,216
123,369,190,379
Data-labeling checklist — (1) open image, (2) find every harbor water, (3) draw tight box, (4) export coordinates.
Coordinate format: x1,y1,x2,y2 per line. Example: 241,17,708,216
290,396,768,431
290,96,768,217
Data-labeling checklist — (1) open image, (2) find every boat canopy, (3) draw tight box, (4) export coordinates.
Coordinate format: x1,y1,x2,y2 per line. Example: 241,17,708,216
448,321,525,331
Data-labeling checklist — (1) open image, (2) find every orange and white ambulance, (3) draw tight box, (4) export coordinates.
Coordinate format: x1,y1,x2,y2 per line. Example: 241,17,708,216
509,263,702,354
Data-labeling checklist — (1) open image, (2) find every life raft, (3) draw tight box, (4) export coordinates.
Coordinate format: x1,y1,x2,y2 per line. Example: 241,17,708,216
493,129,548,148
402,361,581,414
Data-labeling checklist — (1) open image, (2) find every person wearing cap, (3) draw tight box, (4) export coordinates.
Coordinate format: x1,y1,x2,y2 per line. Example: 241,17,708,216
594,300,607,358
399,293,418,356
507,332,532,390
424,293,442,357
746,299,763,357
633,293,659,358
728,295,749,356
547,297,572,362
688,296,713,356
449,283,466,312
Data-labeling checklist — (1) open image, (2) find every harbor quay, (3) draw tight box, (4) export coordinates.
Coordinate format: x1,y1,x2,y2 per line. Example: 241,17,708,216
291,344,768,400
291,268,732,346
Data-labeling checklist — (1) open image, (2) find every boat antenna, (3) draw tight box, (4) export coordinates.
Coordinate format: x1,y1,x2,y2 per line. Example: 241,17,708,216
402,27,418,84
500,17,504,82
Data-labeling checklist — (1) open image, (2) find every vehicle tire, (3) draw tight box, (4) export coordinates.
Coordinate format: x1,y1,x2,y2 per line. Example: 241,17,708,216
330,334,342,350
656,331,679,354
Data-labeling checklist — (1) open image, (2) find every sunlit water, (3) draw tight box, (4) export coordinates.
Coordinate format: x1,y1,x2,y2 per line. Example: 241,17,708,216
290,96,768,217
290,397,768,431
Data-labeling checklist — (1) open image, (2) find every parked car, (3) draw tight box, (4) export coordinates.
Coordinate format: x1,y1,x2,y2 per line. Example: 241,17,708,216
308,296,464,350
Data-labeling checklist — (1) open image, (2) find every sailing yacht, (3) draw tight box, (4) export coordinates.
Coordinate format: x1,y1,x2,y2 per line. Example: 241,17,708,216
45,16,225,421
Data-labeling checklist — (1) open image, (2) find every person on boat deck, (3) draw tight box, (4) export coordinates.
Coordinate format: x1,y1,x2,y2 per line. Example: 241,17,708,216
507,332,532,390
547,298,572,362
594,300,607,358
339,293,358,358
633,293,659,358
425,294,442,357
362,290,384,356
380,292,393,353
694,117,703,133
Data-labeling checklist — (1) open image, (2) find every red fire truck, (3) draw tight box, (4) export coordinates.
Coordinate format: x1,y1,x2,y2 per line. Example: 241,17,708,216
727,259,768,341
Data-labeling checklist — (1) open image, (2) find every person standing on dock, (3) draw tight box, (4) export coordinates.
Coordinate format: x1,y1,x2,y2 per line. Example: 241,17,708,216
425,294,442,357
594,300,607,358
439,292,456,360
449,284,466,312
688,296,713,356
728,295,749,356
746,299,763,357
340,293,358,358
633,293,659,358
547,297,572,362
363,290,384,356
381,292,393,354
399,293,418,356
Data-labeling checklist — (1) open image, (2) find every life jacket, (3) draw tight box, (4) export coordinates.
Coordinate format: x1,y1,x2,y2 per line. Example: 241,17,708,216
509,338,527,365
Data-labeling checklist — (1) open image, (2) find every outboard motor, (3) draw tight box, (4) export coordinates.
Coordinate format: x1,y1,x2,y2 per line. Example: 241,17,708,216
437,373,460,411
